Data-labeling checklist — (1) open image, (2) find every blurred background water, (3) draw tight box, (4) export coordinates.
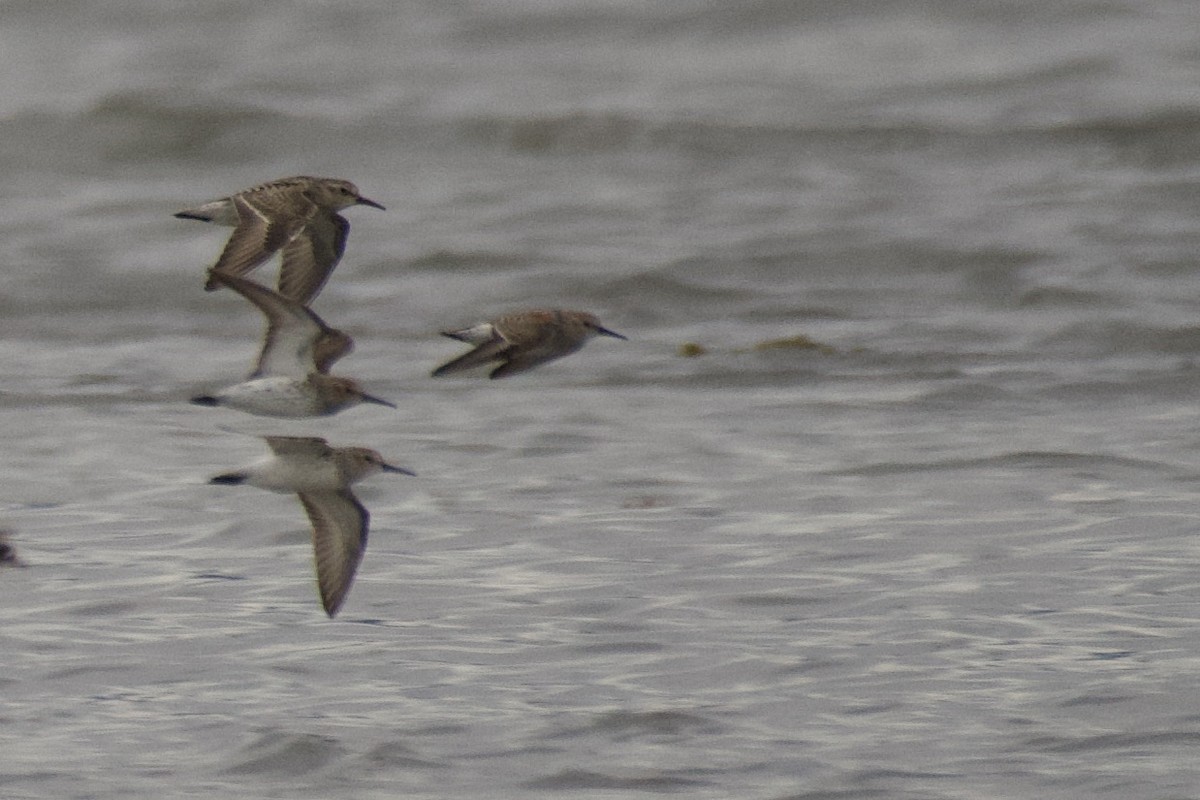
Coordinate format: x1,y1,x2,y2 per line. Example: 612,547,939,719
2,1,1200,798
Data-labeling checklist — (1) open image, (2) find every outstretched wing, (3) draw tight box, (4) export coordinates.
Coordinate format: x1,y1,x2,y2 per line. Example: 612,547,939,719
298,489,369,618
277,213,350,304
205,192,314,287
431,339,511,377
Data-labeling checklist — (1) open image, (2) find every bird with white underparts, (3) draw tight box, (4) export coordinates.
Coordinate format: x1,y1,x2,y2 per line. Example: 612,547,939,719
209,435,414,618
191,271,394,418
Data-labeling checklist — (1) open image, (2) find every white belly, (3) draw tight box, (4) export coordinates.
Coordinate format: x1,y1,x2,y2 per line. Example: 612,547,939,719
246,456,342,492
217,377,319,418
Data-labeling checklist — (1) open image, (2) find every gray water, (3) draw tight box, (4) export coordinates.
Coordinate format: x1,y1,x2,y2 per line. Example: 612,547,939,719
3,1,1200,797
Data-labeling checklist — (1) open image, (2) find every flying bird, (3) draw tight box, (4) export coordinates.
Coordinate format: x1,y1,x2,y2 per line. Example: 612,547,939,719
175,176,385,304
209,436,414,617
191,272,394,417
432,309,627,379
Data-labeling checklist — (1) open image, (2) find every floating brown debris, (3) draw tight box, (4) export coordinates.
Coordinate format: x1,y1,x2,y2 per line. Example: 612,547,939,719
746,334,837,355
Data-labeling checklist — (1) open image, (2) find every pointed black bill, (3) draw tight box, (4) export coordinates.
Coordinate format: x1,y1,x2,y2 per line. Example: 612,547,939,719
381,463,417,477
360,392,397,409
356,196,386,210
596,325,627,340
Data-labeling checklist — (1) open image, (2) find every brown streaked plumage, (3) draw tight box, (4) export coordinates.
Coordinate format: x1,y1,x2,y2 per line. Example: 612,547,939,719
174,176,385,304
208,436,414,618
432,309,627,379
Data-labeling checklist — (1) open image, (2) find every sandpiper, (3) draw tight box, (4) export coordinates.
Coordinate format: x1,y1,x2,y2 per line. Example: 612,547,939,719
0,530,21,567
432,309,627,379
175,176,385,304
209,436,414,617
191,272,395,418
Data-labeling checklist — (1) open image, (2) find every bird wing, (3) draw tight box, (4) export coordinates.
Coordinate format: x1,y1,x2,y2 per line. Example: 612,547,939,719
298,489,369,618
431,331,511,377
205,192,314,287
487,350,554,378
277,213,350,305
262,436,332,459
207,271,330,378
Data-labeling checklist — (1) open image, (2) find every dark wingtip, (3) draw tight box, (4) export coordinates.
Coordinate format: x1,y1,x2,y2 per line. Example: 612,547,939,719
208,473,246,485
204,269,233,291
321,592,343,617
190,395,221,407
